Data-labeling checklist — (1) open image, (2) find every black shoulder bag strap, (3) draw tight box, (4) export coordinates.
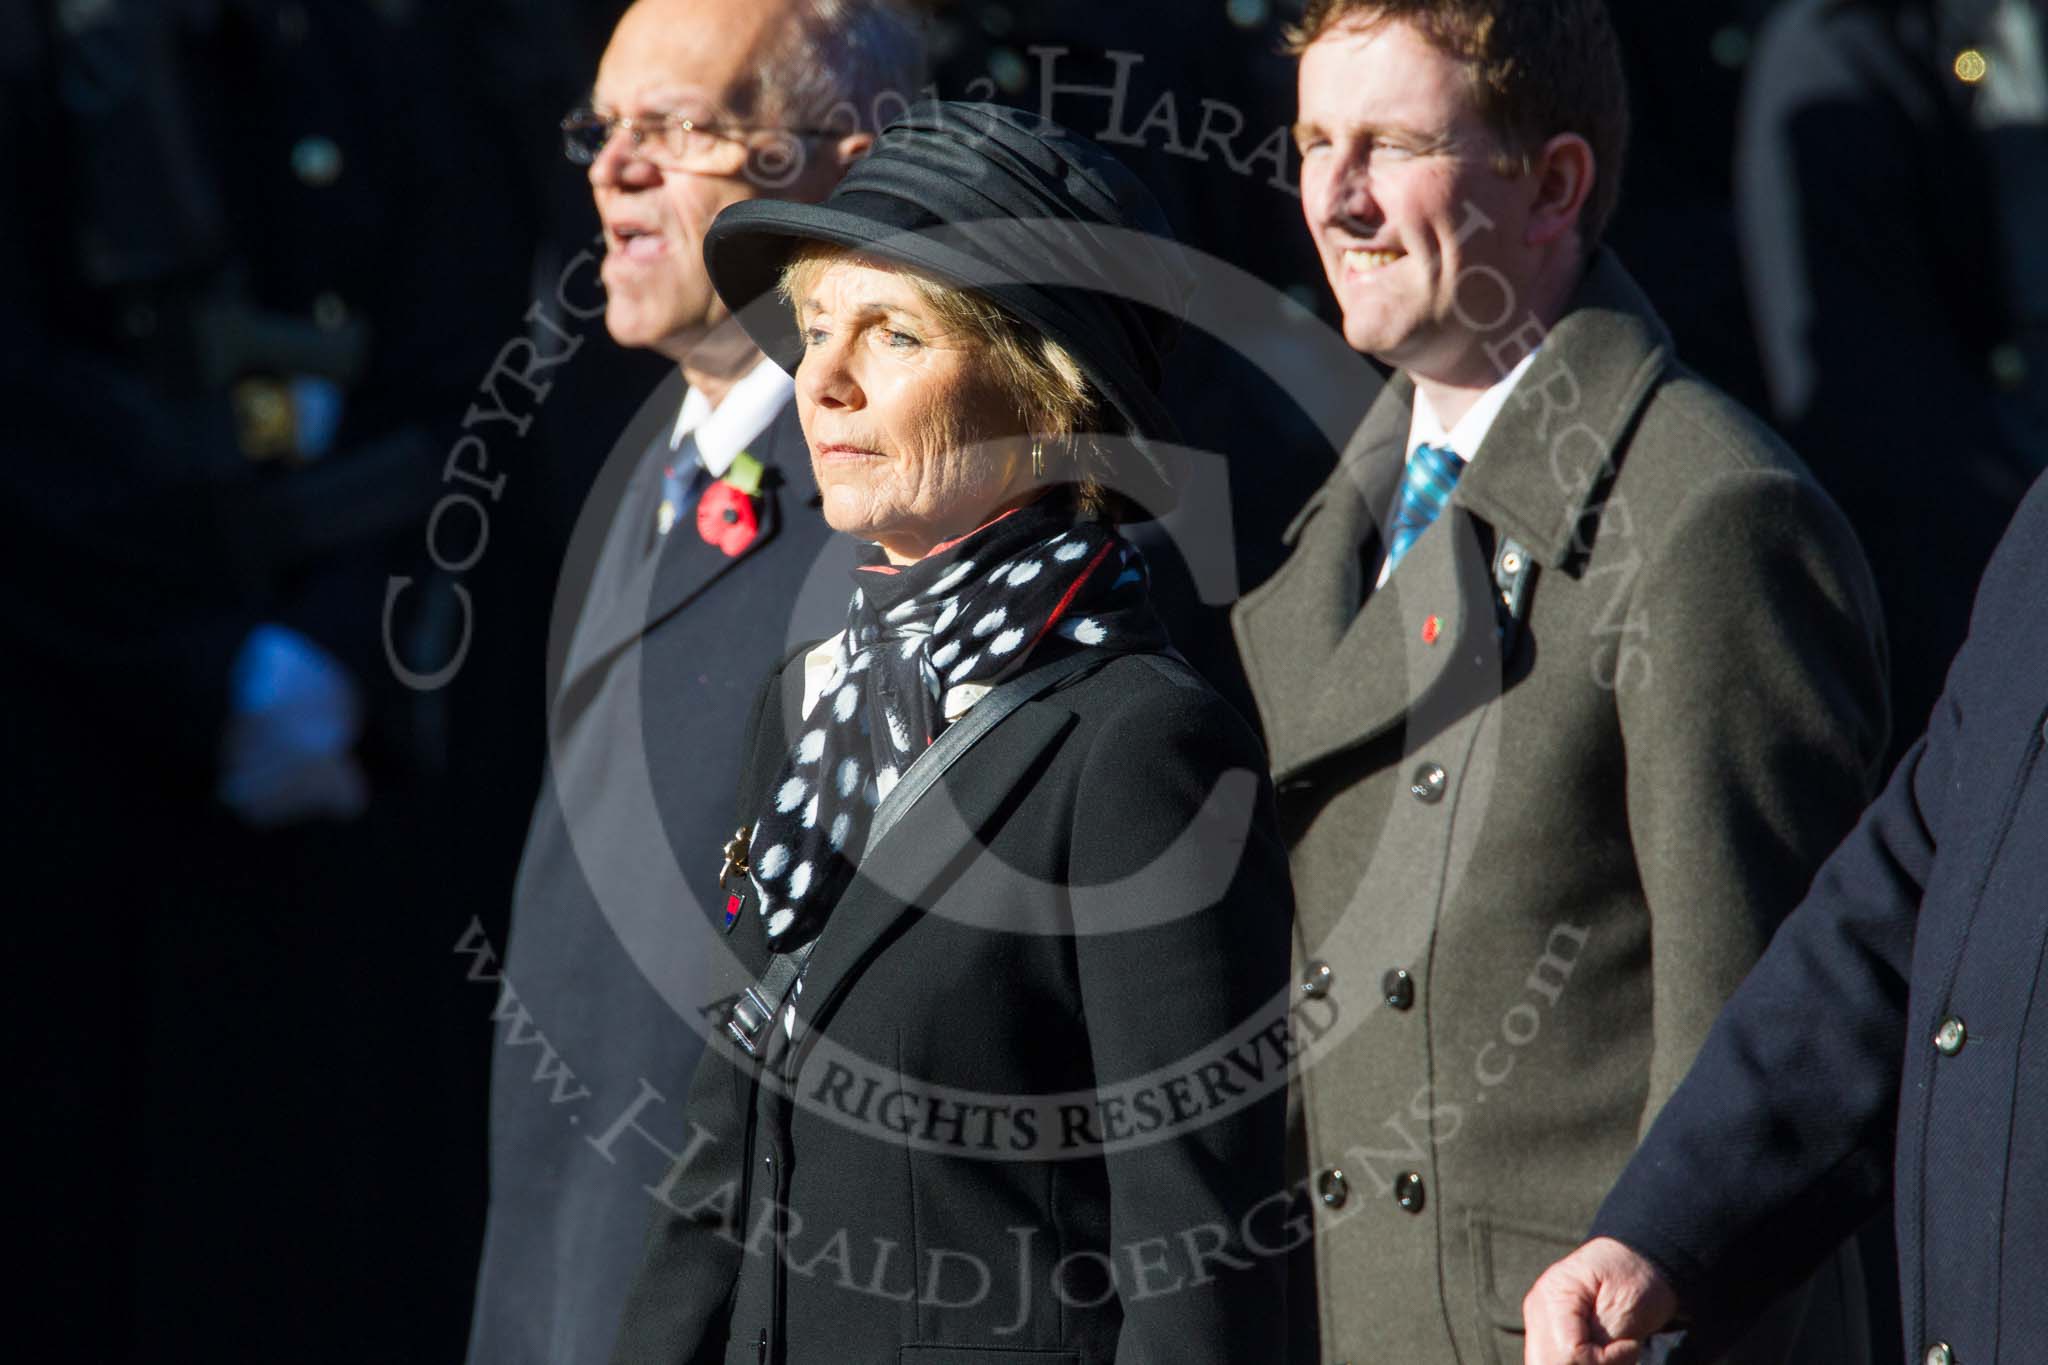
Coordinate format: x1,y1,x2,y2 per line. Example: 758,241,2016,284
863,646,1112,855
722,646,1114,1064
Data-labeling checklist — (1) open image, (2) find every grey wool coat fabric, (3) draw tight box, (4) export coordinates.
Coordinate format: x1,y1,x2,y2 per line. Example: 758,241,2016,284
1231,251,1892,1365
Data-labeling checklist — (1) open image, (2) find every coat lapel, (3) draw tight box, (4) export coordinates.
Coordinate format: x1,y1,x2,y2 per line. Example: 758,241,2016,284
1285,502,1499,778
1453,252,1673,575
551,375,680,699
1232,375,1410,779
1232,250,1675,783
558,400,812,696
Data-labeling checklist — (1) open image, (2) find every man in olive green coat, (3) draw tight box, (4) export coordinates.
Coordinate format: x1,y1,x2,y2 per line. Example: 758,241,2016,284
1231,3,1891,1361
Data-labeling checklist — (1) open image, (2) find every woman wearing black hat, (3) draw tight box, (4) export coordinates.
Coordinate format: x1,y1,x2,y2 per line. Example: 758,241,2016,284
611,103,1292,1365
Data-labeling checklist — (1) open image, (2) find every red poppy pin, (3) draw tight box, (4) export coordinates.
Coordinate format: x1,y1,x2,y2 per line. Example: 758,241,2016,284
697,451,764,556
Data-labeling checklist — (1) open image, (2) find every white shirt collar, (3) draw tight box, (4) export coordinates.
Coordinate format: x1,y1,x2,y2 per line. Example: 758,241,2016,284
670,355,794,480
801,635,842,718
1406,347,1541,467
1374,349,1541,591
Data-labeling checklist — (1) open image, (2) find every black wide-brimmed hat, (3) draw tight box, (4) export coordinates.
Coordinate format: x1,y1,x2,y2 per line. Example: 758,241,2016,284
704,101,1194,518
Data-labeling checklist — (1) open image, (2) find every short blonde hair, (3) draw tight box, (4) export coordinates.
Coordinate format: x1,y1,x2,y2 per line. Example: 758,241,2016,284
779,244,1119,520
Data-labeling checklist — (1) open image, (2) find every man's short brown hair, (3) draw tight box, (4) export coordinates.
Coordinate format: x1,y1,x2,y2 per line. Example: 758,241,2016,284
1286,0,1630,245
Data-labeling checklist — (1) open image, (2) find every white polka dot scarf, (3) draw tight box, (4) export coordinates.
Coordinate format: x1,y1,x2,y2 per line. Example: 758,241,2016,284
747,493,1167,947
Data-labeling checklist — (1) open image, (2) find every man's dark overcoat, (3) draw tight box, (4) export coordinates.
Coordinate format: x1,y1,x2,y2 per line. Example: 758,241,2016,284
468,373,857,1365
1231,251,1891,1364
610,639,1294,1364
1593,470,2048,1365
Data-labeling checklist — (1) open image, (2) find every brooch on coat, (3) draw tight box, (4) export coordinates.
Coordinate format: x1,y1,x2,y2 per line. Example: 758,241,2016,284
697,452,764,557
718,825,752,931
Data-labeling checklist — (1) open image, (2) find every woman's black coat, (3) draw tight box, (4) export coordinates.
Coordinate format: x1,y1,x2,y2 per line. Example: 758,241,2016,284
610,643,1296,1364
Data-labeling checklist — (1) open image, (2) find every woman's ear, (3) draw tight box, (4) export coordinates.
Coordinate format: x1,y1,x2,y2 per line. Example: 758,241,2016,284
1525,132,1595,252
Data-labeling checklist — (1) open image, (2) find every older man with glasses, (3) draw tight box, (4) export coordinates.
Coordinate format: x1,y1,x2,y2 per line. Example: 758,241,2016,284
463,3,923,1362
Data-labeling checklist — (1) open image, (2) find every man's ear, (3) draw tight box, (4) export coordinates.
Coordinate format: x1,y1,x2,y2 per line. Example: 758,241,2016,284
833,131,876,167
1525,131,1594,251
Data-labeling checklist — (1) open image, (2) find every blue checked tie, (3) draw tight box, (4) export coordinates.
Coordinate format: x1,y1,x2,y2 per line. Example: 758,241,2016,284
1385,442,1468,573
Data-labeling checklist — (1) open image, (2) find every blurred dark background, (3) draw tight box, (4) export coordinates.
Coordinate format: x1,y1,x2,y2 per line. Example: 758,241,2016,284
4,1,2039,1360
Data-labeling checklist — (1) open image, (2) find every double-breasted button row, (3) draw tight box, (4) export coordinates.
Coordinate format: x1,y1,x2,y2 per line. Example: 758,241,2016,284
1410,762,1448,804
1301,961,1417,1009
1934,1016,1967,1056
1315,1165,1427,1215
1311,963,1413,1226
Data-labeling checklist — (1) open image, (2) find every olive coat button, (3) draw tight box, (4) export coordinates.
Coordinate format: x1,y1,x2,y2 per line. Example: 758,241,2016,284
1934,1017,1967,1056
1410,763,1448,804
1923,1343,1953,1365
1394,1171,1426,1213
1301,960,1333,999
1383,968,1415,1010
1316,1167,1350,1209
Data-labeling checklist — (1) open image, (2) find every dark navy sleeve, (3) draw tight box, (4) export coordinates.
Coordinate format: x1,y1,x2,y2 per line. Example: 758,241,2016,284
1586,695,1943,1351
1589,471,2048,1351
